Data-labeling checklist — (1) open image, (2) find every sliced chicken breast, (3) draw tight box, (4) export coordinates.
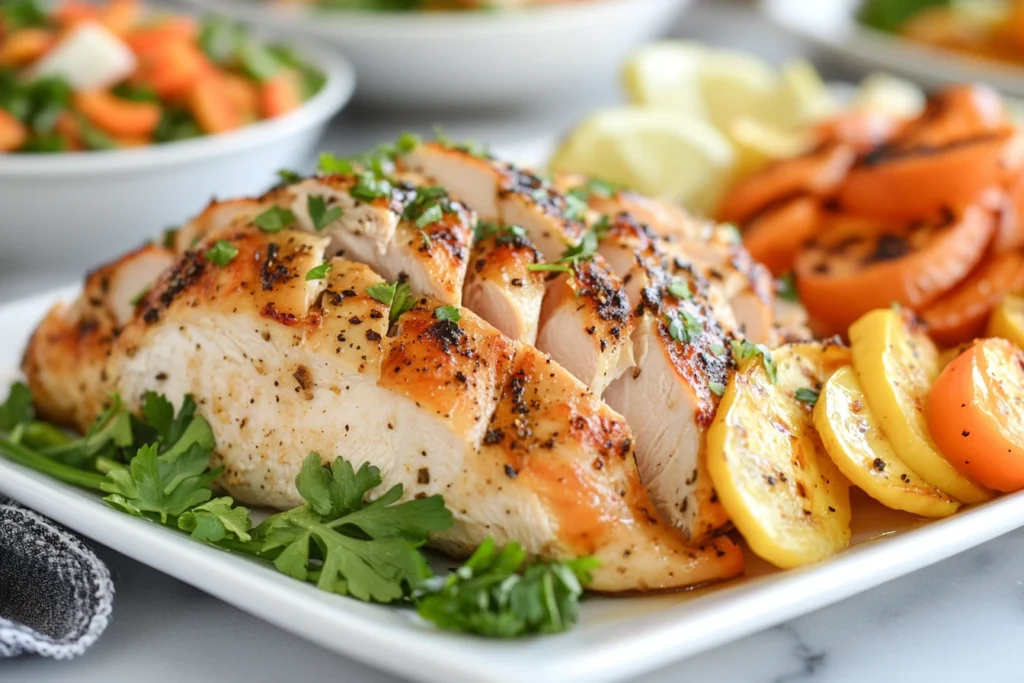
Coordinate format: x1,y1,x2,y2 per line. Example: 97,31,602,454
402,143,635,393
463,228,545,344
105,223,743,592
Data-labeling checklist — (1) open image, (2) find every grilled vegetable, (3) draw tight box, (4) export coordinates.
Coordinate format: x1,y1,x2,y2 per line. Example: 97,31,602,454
849,308,992,503
814,365,959,518
707,342,852,568
928,338,1024,492
986,292,1024,346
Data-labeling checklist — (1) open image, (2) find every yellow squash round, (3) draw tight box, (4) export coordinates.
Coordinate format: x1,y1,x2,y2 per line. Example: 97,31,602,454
707,342,852,568
814,365,960,518
986,293,1024,348
849,308,992,504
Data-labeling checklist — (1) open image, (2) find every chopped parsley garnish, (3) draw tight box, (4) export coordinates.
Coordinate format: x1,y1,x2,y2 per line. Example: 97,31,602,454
666,309,703,344
567,177,619,203
305,262,331,281
418,230,433,248
253,206,296,233
794,387,819,406
307,195,343,232
161,226,179,249
732,339,778,384
434,306,461,323
204,239,239,266
277,168,303,184
564,192,589,222
526,263,573,274
1,0,47,30
415,203,444,229
709,341,727,357
474,222,526,244
366,281,416,326
433,125,489,158
777,272,799,302
527,216,610,274
350,171,393,203
318,152,354,175
416,538,598,638
667,278,692,300
709,381,726,397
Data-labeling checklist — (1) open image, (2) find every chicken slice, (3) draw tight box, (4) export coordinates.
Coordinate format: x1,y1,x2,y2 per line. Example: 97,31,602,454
172,198,268,253
466,340,743,591
596,216,733,542
535,255,635,395
463,228,545,344
402,143,635,392
105,223,742,591
22,243,175,429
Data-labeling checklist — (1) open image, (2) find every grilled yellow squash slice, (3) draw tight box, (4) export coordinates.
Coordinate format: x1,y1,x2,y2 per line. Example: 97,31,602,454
987,293,1024,349
814,365,960,518
707,342,852,568
849,309,992,504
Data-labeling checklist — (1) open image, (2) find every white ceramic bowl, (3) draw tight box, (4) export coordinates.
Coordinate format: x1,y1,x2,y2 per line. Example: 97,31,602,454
0,43,355,268
762,0,1024,96
173,0,692,108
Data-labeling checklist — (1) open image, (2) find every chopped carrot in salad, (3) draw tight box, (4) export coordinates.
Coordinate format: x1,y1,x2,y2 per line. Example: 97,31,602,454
0,0,324,152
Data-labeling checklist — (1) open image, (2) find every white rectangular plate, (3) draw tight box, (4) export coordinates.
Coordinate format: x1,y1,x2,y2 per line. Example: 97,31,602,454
4,286,1024,683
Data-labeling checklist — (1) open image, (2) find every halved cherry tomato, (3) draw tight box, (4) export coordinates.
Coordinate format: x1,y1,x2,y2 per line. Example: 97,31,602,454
75,90,161,137
928,338,1024,492
0,110,27,152
795,203,995,332
921,250,1024,345
836,128,1014,221
742,195,822,277
716,142,855,224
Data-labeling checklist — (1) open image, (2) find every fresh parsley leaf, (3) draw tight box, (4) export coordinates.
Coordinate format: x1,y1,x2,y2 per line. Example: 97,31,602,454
474,223,527,244
40,396,134,467
0,382,34,432
350,171,393,203
667,278,692,300
794,387,820,406
366,281,416,326
130,286,151,307
666,309,703,344
1,0,47,29
418,230,433,248
307,195,343,232
859,0,949,33
709,381,726,397
178,497,252,543
433,125,489,158
237,36,281,83
204,240,239,266
415,204,444,229
731,339,778,384
254,206,295,233
434,306,460,323
161,226,179,249
306,262,331,281
319,152,354,175
261,452,452,603
564,192,588,222
394,131,421,154
776,272,799,302
416,538,598,637
101,442,217,523
277,168,302,184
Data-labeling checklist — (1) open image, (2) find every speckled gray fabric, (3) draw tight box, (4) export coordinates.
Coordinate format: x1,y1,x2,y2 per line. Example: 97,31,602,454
0,496,114,659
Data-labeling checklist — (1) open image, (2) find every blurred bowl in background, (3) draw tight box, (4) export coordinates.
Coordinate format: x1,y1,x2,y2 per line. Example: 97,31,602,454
172,0,692,108
762,0,1024,96
0,42,355,268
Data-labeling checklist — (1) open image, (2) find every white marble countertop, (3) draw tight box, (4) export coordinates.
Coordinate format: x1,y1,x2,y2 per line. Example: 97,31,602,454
4,1,1024,682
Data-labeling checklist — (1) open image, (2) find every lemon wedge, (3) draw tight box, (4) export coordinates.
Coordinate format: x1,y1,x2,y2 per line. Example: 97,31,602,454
549,107,736,214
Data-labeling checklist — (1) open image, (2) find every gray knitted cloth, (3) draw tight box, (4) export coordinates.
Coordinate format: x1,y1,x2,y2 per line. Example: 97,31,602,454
0,496,114,659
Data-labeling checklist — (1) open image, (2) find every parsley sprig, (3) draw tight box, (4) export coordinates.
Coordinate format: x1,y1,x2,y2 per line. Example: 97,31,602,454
416,538,598,637
526,216,611,275
366,280,416,326
732,339,778,383
0,385,597,633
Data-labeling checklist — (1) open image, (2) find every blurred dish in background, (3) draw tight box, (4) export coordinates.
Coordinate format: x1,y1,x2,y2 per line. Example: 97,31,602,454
0,0,326,152
0,0,354,265
265,0,596,10
762,0,1024,97
172,0,691,107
